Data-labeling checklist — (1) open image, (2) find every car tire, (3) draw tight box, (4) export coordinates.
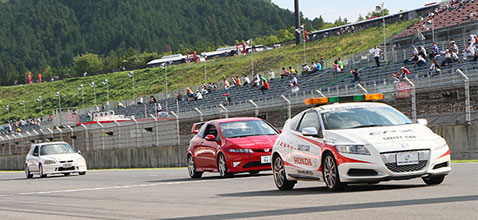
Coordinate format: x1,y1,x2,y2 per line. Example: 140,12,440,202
188,155,203,178
218,154,232,178
63,173,71,176
79,172,86,175
39,164,47,178
249,171,260,175
25,165,33,179
322,153,346,191
273,156,296,190
422,175,445,185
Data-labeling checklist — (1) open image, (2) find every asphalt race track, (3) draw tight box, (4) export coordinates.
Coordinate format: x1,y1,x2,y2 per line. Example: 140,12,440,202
0,163,477,220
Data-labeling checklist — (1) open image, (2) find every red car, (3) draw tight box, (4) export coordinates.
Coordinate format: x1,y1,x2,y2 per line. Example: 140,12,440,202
187,117,279,178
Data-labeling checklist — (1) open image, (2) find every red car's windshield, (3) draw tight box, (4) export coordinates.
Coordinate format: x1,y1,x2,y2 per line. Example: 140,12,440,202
219,120,278,138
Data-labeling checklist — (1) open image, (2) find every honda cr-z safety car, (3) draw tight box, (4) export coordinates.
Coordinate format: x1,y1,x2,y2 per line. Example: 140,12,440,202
272,94,451,191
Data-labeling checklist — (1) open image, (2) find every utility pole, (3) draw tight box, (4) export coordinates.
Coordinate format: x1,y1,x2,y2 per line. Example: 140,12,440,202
294,0,300,46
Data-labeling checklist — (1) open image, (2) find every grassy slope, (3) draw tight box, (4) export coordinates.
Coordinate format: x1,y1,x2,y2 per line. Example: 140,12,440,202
0,21,413,121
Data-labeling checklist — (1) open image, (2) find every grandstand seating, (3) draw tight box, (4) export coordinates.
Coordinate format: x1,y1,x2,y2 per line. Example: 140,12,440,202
397,0,478,39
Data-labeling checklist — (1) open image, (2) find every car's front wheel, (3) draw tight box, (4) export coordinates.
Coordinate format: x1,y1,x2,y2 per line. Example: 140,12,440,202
39,164,47,178
322,153,346,191
273,156,296,190
25,165,33,179
422,175,445,185
218,154,232,177
188,155,203,178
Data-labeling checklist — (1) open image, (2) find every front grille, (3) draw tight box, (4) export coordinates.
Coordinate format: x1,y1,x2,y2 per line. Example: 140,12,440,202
347,169,378,176
59,160,73,163
243,161,270,168
58,166,76,171
385,160,428,173
252,149,271,153
433,162,448,169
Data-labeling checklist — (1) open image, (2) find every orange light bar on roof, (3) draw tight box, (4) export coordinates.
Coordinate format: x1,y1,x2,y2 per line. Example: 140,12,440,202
304,97,328,105
364,93,384,101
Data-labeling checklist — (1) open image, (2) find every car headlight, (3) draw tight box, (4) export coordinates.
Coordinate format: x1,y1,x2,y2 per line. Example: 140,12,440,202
434,139,448,151
43,160,56,164
77,157,85,163
335,145,370,155
227,148,254,153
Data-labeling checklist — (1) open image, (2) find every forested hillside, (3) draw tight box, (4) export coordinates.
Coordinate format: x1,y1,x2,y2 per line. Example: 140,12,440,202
0,0,296,85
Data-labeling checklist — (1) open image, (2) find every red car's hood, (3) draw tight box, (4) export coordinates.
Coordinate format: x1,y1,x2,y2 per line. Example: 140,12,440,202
225,135,278,149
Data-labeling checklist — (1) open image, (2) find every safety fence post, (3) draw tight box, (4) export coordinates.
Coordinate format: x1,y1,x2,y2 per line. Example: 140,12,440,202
356,83,368,94
170,111,181,145
194,107,203,122
404,77,416,122
456,69,471,124
80,124,89,152
219,104,229,118
281,95,291,119
248,100,259,117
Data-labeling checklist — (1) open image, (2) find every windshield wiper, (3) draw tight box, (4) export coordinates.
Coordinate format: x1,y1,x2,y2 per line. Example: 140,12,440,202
350,124,384,129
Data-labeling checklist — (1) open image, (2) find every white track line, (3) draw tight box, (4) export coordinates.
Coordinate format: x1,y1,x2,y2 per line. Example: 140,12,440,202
16,177,254,196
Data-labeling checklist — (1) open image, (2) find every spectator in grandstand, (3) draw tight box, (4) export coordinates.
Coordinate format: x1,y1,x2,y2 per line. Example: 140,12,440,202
302,63,311,74
415,55,427,67
280,67,290,78
186,87,194,101
450,40,459,53
222,93,231,106
137,96,144,105
350,69,361,83
289,66,297,75
430,42,439,60
156,102,162,114
251,74,260,88
200,85,208,95
149,96,157,104
243,74,251,86
373,45,381,67
259,77,270,94
117,102,125,108
269,69,275,80
223,78,230,90
337,57,344,71
392,67,410,81
316,61,322,71
464,42,476,60
194,90,203,100
235,76,241,85
411,45,419,57
231,77,238,86
310,62,317,73
289,75,298,88
429,59,441,77
176,92,183,102
419,46,428,59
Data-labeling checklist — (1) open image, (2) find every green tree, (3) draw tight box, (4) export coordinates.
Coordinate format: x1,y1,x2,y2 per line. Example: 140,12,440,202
73,53,104,76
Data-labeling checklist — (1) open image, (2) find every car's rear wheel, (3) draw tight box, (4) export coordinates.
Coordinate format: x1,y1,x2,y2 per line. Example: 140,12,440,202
39,164,47,178
323,153,346,191
422,175,445,185
25,165,33,179
273,156,296,190
63,173,71,176
188,155,203,178
218,154,232,177
79,172,86,175
249,171,260,175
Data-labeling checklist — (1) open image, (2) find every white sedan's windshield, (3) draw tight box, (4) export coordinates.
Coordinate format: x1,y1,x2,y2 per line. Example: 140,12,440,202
40,144,76,155
220,120,278,138
323,106,412,130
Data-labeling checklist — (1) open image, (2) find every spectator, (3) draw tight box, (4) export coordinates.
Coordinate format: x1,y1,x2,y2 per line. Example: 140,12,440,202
289,66,297,75
223,78,230,89
316,61,322,71
310,62,317,73
429,59,441,77
411,45,419,57
149,96,157,103
269,69,275,80
415,55,427,67
137,96,144,105
337,57,344,71
231,77,237,86
200,85,208,95
441,50,454,66
235,76,241,85
186,87,194,101
194,90,203,100
290,75,298,88
450,39,459,53
117,102,125,108
259,78,270,94
302,63,311,74
156,103,162,114
373,45,381,67
243,74,250,86
176,92,183,102
419,46,428,58
430,42,439,60
350,69,361,83
280,67,290,78
392,67,410,81
222,94,231,106
464,42,476,60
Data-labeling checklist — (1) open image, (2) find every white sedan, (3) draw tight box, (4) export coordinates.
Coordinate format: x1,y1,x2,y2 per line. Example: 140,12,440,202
25,142,87,178
272,94,451,191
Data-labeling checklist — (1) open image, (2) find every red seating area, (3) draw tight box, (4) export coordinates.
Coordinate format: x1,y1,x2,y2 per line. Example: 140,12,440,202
397,0,478,38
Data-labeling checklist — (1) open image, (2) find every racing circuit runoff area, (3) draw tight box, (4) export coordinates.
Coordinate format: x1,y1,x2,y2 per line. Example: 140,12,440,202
0,163,476,220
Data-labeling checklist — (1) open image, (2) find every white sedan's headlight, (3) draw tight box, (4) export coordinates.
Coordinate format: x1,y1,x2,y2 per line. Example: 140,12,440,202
335,145,370,155
77,157,85,163
227,149,254,153
43,160,56,164
434,139,449,151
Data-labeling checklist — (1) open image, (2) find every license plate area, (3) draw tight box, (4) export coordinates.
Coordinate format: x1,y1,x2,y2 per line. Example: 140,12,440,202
63,163,72,168
261,155,271,164
396,152,419,166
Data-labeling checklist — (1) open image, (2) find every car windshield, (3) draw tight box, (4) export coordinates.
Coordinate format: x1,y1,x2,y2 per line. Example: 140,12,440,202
40,143,76,155
219,120,278,138
322,106,413,130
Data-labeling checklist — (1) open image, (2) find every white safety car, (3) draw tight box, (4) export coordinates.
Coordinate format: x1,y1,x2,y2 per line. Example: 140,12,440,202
272,94,451,191
25,142,87,178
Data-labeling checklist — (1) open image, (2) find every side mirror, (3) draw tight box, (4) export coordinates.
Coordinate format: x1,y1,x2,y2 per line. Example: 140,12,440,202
205,134,216,141
77,150,82,154
33,152,39,157
279,129,283,134
417,119,428,126
192,129,199,135
302,127,322,138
